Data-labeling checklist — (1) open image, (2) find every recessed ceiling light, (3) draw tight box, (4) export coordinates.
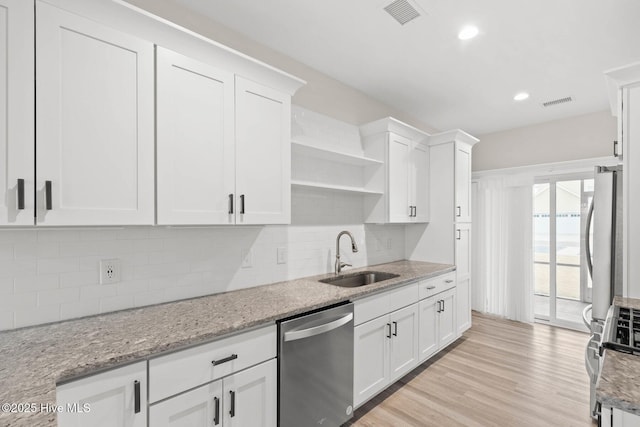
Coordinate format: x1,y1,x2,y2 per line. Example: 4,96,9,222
514,92,530,101
458,25,479,40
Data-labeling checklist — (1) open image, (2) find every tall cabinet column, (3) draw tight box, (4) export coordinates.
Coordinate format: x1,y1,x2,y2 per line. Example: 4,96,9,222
408,130,478,336
605,62,640,297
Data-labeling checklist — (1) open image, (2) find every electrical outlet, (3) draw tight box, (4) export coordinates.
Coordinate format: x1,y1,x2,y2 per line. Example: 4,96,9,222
277,247,287,264
241,249,253,268
100,259,121,285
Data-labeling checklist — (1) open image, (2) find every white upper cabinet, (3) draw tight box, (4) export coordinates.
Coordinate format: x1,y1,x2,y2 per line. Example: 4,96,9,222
0,0,34,225
156,47,235,225
361,118,430,224
455,143,472,222
35,1,155,225
235,77,291,225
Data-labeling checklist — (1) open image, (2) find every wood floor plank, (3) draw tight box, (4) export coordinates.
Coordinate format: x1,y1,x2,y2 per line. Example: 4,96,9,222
346,312,596,427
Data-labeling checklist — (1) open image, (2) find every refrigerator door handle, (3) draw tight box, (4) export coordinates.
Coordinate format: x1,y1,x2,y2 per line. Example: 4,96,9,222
585,198,594,279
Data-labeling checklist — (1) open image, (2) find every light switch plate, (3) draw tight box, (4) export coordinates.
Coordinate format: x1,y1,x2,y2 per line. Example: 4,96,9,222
277,247,287,264
241,249,253,268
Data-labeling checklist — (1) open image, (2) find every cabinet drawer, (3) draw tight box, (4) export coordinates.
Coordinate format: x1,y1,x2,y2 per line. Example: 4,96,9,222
149,324,276,403
354,282,418,325
419,272,456,300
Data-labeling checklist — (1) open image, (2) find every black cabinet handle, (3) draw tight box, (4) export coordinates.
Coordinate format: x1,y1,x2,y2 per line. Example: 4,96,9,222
213,396,220,425
228,194,234,214
240,194,245,214
456,206,461,217
134,380,141,414
229,390,235,417
212,354,238,366
414,206,417,217
614,140,619,157
442,299,445,312
392,321,398,336
386,323,392,339
17,179,25,210
437,300,442,313
45,181,52,210
456,229,461,240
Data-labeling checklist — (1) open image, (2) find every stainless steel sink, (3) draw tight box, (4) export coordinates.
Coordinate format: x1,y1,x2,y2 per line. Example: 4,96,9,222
319,271,399,288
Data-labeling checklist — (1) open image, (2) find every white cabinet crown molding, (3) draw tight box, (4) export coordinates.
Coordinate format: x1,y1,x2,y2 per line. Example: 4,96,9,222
604,61,640,114
41,0,306,95
428,129,479,147
359,117,430,141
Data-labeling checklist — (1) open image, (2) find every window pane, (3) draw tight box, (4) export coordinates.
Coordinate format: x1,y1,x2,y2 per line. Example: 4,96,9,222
556,180,581,301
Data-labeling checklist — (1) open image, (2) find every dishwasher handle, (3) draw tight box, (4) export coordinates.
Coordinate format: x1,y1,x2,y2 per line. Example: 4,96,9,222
283,312,353,342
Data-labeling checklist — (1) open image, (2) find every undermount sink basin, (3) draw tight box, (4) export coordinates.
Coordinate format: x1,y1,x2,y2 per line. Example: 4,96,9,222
320,271,399,288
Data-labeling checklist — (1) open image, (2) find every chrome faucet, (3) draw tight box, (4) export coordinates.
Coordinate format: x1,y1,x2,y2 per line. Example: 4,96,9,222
335,230,358,274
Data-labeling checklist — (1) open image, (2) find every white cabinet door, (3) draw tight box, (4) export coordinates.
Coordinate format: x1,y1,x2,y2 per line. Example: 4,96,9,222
156,47,235,225
223,359,276,427
612,407,640,427
387,133,411,223
150,380,223,427
455,143,472,222
354,315,390,408
456,223,472,334
0,0,34,225
57,361,147,427
35,2,154,225
388,303,419,382
438,288,457,347
412,142,429,222
418,296,439,361
235,77,290,225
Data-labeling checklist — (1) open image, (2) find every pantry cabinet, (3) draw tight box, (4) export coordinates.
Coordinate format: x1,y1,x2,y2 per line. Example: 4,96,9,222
605,63,640,297
156,47,235,225
57,361,147,427
360,118,430,224
35,1,155,225
0,0,34,226
150,360,276,427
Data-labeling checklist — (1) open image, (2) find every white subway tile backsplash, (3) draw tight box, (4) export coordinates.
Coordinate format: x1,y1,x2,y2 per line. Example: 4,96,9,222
14,275,59,293
0,194,406,331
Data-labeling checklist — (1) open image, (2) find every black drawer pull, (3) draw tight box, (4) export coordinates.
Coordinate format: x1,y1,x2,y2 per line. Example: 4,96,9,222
213,396,220,425
212,354,238,366
45,180,52,210
228,194,234,214
134,380,141,414
240,194,245,214
17,179,25,210
445,279,454,283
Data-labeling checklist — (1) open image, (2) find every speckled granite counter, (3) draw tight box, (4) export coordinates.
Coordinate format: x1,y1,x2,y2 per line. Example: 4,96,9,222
0,260,453,426
596,296,640,415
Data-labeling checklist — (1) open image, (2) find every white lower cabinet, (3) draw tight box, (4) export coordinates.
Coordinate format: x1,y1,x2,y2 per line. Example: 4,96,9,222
354,303,419,407
418,288,456,361
150,359,276,427
601,406,640,427
57,361,147,427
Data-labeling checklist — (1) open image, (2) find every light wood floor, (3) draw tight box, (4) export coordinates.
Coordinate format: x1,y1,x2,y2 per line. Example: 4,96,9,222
346,312,596,427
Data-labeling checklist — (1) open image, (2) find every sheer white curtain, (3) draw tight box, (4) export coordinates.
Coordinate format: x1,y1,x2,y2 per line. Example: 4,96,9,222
473,175,534,322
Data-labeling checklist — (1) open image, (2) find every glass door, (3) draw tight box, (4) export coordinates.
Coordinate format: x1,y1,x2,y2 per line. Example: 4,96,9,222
533,175,593,331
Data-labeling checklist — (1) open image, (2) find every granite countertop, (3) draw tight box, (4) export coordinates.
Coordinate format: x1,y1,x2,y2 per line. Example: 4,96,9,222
0,260,454,426
597,296,640,415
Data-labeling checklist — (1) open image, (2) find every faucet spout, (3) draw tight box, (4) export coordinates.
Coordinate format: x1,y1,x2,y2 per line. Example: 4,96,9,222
335,231,358,274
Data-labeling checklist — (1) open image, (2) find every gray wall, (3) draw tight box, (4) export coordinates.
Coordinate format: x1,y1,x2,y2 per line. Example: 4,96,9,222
473,110,617,171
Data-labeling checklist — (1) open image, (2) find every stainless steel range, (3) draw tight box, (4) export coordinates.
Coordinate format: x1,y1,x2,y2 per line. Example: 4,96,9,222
602,306,640,356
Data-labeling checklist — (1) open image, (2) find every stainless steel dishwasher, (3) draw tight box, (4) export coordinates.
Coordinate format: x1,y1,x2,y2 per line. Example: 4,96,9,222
279,302,354,427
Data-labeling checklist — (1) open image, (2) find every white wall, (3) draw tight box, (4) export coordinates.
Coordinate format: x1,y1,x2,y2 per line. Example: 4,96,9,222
473,110,616,171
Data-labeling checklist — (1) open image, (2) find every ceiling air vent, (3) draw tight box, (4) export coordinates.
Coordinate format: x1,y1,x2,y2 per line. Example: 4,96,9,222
542,96,573,107
384,0,421,25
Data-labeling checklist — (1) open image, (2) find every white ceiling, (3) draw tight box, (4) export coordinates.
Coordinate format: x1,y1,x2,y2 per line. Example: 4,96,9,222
174,0,640,135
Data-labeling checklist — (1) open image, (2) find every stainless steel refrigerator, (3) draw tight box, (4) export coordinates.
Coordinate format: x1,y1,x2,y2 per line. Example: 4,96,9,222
584,164,623,418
